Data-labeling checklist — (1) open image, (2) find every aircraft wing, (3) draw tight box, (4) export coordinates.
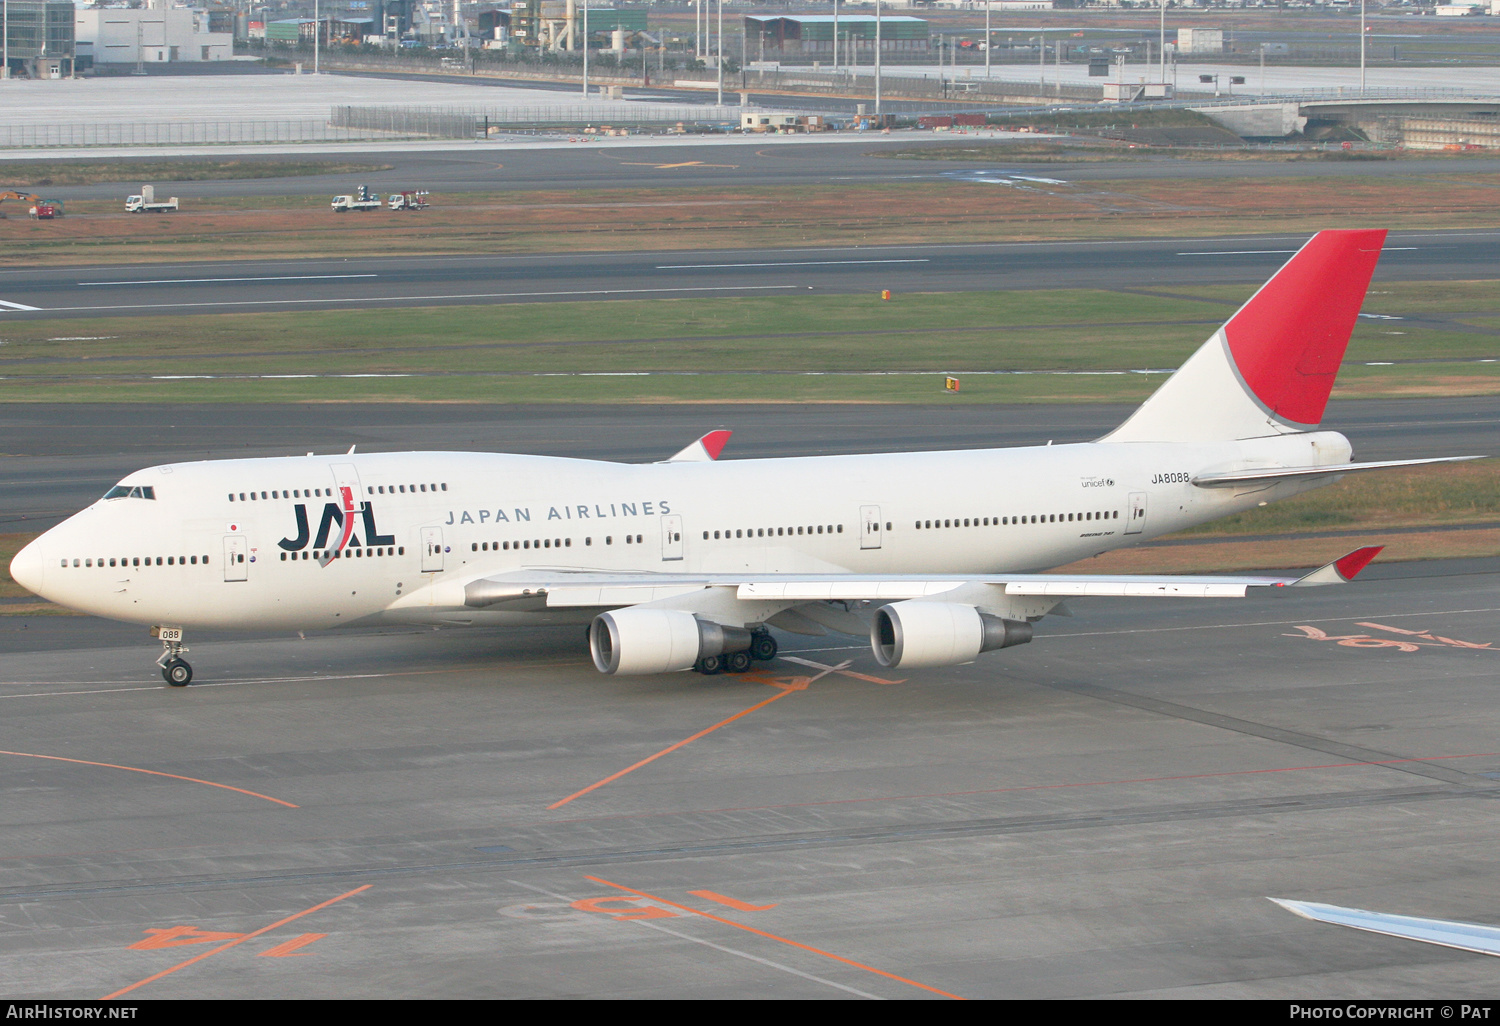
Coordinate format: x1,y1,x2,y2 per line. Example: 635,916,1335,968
660,430,732,463
1270,899,1500,958
463,546,1383,610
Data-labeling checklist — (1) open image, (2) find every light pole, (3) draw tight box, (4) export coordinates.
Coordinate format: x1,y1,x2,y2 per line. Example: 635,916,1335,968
985,0,991,79
1159,0,1165,83
832,0,838,73
1359,0,1366,96
313,0,319,74
3,1,8,81
715,0,722,106
581,0,588,97
874,0,882,119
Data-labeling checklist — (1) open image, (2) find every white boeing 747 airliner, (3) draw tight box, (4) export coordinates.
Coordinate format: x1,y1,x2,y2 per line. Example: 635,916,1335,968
8,230,1478,686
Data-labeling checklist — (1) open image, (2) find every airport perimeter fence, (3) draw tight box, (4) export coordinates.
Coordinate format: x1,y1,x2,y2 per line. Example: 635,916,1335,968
330,104,749,135
0,118,439,149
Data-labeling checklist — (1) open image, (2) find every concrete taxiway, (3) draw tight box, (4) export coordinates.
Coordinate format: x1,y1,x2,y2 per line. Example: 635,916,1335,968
28,139,1500,198
2,553,1499,998
2,229,1496,320
2,403,1498,997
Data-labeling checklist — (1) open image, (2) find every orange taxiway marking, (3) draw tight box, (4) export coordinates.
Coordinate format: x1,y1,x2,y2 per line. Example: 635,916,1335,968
570,896,679,921
779,655,905,685
688,890,777,912
0,749,298,808
128,926,247,950
547,689,796,810
257,933,327,958
586,875,962,1000
102,885,371,999
547,661,851,811
617,160,739,169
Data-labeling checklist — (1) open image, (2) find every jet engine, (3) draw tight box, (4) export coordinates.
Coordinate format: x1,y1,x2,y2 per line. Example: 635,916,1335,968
590,608,752,675
870,601,1032,669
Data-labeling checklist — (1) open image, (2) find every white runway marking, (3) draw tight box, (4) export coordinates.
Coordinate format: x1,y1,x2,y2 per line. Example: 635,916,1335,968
506,880,882,1000
0,670,411,699
45,285,804,314
0,299,41,311
76,274,381,286
655,259,930,269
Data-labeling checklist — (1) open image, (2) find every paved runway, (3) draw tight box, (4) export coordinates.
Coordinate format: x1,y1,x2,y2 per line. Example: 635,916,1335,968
2,229,1496,320
2,555,1499,998
2,397,1495,531
35,138,1500,197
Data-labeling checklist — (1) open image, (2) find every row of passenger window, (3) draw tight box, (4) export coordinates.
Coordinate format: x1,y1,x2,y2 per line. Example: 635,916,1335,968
702,524,844,541
915,511,1119,529
60,555,208,568
228,483,449,503
470,534,646,553
280,547,406,561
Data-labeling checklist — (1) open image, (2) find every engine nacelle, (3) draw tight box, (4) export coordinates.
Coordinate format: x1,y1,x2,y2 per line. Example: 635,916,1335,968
870,601,1033,669
590,608,752,675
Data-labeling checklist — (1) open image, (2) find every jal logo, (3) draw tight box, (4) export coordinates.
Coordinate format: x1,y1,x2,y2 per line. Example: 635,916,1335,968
279,500,395,557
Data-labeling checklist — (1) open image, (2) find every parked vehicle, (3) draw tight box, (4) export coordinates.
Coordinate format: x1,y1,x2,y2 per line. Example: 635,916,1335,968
388,190,430,211
125,186,178,213
332,184,382,213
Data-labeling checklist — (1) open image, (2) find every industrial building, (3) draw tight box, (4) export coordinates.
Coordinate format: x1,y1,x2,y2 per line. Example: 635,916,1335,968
74,7,232,66
504,2,648,51
744,15,931,57
2,0,75,79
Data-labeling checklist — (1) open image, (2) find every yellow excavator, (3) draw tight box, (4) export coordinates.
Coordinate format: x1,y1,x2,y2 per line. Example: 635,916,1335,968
0,192,63,218
0,191,41,218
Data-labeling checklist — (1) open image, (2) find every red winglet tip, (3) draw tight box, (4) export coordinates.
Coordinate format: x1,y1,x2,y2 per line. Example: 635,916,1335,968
700,430,732,460
1334,545,1383,581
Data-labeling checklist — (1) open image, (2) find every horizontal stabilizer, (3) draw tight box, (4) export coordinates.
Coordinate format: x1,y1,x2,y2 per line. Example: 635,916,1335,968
1193,455,1485,487
662,429,732,463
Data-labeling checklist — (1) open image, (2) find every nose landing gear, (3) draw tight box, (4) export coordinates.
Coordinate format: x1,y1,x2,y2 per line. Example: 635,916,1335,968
152,626,193,687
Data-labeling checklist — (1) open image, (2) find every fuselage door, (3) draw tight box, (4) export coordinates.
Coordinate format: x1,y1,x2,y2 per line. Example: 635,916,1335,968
223,535,248,581
421,527,444,572
661,514,683,561
1125,491,1147,535
860,505,883,550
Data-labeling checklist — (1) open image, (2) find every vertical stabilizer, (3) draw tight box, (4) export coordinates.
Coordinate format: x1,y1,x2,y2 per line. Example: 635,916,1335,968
1104,230,1387,443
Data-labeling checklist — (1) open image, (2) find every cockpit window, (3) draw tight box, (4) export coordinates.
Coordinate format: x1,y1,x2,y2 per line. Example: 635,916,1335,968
103,485,156,500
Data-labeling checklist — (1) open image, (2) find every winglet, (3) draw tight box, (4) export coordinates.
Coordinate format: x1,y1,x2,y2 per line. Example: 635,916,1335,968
663,429,732,463
1289,546,1384,587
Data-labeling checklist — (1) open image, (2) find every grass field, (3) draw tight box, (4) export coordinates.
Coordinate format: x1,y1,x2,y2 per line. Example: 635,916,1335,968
4,173,1499,266
0,280,1494,404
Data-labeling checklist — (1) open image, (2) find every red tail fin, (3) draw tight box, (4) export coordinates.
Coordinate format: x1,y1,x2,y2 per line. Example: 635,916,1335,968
1224,229,1386,428
1105,230,1387,443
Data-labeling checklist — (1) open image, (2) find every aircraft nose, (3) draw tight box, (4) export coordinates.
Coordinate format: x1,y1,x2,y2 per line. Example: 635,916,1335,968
8,535,46,597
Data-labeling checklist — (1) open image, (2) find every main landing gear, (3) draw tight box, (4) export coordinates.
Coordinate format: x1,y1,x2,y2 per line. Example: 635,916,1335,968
152,626,193,687
694,628,778,676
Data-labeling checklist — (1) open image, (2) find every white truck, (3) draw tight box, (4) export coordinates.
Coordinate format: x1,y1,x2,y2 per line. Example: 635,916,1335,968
331,185,382,213
388,190,430,211
125,185,179,213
